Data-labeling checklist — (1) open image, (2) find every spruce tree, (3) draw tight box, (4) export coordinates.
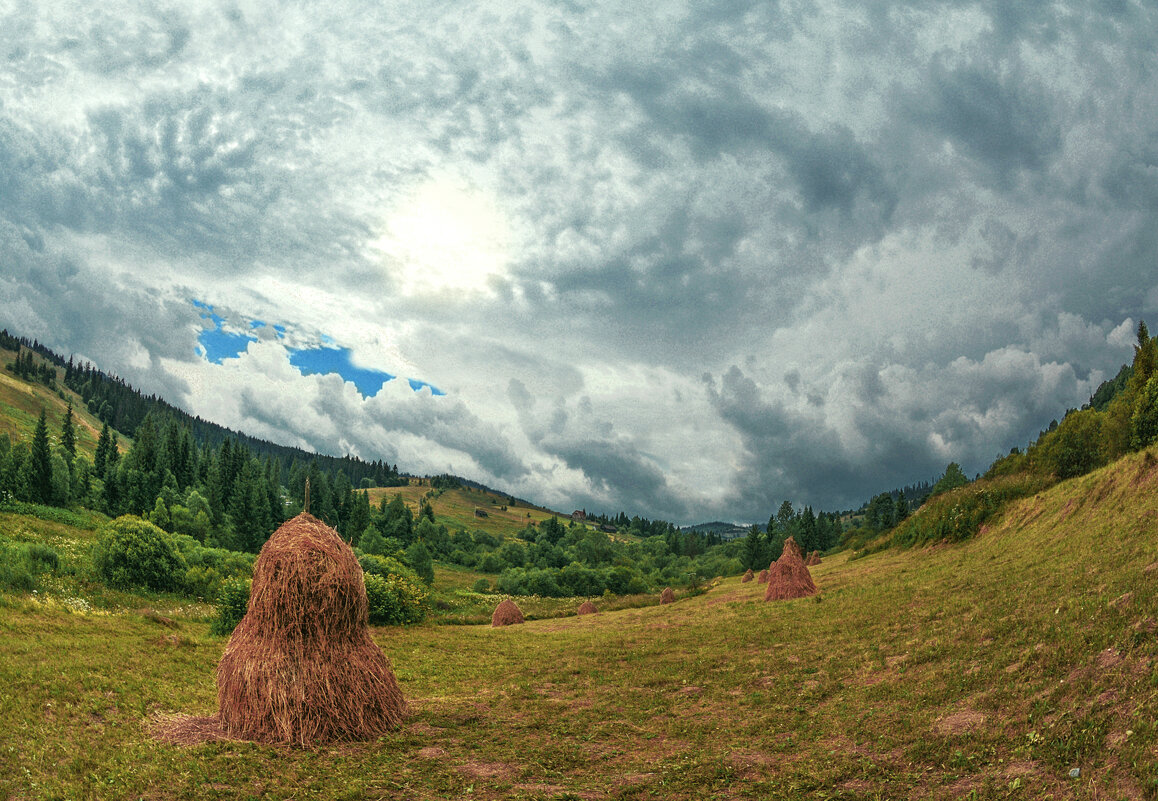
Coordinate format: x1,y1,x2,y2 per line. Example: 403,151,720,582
29,409,53,504
60,401,76,460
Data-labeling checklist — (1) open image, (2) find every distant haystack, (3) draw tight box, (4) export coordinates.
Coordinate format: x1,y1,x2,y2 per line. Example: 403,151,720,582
764,536,818,601
577,600,598,615
660,587,676,605
215,513,408,745
757,569,769,584
492,598,525,627
805,551,822,566
741,569,754,583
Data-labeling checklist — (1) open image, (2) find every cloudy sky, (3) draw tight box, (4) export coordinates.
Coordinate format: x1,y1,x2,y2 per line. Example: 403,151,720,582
2,0,1155,523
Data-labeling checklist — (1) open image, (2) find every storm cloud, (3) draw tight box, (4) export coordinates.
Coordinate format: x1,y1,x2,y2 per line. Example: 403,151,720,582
2,0,1155,522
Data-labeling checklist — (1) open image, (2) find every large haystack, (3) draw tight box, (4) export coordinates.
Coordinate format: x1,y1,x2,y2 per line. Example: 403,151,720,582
805,551,822,566
764,536,818,601
577,600,598,615
660,587,676,604
492,598,525,626
216,513,408,745
757,569,769,584
741,569,754,583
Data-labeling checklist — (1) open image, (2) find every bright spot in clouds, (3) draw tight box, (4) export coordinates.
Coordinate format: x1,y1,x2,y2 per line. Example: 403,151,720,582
373,178,511,296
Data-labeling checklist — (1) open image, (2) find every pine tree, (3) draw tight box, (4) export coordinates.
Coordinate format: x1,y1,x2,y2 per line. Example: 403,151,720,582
60,401,76,460
28,409,53,504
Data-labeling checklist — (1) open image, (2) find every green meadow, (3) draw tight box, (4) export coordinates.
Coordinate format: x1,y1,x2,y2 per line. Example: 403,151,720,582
3,448,1158,799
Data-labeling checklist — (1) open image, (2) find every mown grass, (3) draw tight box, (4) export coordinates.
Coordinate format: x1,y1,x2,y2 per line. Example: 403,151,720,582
3,450,1158,798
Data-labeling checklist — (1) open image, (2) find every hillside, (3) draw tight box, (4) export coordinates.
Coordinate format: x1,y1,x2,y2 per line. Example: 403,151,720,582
3,445,1157,798
1,344,115,460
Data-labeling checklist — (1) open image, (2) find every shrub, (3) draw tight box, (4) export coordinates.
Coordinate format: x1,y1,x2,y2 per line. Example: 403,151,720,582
92,516,187,592
363,572,427,625
210,578,252,636
472,577,490,593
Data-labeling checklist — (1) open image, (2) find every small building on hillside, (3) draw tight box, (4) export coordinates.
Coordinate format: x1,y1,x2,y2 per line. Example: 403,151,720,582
571,510,587,522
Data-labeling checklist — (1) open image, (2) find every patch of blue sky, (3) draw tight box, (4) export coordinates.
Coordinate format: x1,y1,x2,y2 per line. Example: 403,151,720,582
407,378,446,396
289,346,395,398
193,300,255,363
250,319,265,329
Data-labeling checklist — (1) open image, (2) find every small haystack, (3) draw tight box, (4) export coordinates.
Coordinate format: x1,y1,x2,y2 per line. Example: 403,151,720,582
764,536,818,602
215,513,408,745
757,569,769,583
577,600,598,615
741,569,754,583
660,587,676,605
805,551,822,566
492,598,525,626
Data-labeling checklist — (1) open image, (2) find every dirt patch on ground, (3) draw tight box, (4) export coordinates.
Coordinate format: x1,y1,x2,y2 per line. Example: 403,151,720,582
1097,647,1123,669
933,709,986,736
417,746,448,759
459,761,516,780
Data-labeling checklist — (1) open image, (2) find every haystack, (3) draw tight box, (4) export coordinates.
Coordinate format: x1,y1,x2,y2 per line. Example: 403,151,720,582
757,569,769,583
764,536,818,601
660,587,676,605
805,551,822,566
577,600,598,615
215,513,408,745
741,569,754,583
492,598,524,626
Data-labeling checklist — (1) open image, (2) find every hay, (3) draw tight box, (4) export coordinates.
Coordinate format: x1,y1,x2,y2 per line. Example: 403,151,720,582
757,569,769,584
577,600,598,615
492,598,524,626
215,513,408,746
660,587,676,605
805,551,822,566
764,536,818,601
741,569,754,583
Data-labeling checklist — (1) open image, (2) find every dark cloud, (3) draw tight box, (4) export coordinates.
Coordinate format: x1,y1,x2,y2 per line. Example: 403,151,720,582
3,0,1157,523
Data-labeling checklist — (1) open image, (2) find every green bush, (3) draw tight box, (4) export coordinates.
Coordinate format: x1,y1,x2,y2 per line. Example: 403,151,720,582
92,515,187,592
363,572,427,625
472,577,491,593
210,578,251,636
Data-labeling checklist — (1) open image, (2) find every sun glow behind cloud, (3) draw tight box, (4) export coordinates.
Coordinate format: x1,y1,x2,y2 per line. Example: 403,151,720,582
371,178,512,296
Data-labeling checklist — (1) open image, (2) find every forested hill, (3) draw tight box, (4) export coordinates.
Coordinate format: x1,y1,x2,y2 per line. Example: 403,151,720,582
2,328,406,489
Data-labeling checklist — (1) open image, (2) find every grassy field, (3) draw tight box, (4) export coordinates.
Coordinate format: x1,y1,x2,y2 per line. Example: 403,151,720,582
3,450,1158,799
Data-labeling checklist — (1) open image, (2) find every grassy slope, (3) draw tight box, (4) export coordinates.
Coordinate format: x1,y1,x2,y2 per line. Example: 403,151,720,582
366,483,565,540
0,347,111,459
3,452,1158,799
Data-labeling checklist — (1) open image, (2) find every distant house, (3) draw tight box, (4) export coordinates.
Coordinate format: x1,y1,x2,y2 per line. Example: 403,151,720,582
474,508,488,518
600,524,618,534
571,510,586,522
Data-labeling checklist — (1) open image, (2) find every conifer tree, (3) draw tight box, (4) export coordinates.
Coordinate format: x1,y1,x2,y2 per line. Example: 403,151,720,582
60,401,76,460
28,409,53,504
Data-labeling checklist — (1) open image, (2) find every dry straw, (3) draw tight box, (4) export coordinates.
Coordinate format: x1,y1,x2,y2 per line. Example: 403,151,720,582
577,600,598,615
660,587,676,605
492,598,525,626
741,569,754,583
764,536,818,601
757,569,769,584
215,513,408,745
805,551,822,566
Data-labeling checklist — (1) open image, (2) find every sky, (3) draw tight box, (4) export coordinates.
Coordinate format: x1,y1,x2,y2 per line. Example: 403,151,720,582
2,0,1156,524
